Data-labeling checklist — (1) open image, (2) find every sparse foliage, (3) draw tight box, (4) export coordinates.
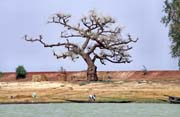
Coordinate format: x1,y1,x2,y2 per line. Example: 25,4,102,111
25,10,137,81
162,0,180,69
59,66,67,81
59,66,66,72
142,65,147,75
16,65,27,79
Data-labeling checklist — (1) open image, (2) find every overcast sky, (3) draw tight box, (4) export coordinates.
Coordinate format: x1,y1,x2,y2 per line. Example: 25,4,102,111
0,0,178,72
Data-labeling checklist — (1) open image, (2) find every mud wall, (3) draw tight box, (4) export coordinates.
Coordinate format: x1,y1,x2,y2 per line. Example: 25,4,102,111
1,71,180,82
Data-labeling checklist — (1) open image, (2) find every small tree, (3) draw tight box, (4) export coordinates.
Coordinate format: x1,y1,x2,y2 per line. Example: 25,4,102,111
25,10,137,81
162,0,180,69
142,65,147,75
16,65,27,79
0,72,3,78
59,66,67,81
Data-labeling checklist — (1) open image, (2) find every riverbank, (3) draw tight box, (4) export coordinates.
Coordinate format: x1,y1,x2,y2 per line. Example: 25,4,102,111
0,80,180,104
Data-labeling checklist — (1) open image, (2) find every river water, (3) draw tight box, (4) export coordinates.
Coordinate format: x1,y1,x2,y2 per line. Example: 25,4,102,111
0,103,180,117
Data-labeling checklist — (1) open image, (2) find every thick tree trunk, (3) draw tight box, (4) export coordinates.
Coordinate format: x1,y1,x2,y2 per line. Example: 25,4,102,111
82,53,98,81
87,64,98,81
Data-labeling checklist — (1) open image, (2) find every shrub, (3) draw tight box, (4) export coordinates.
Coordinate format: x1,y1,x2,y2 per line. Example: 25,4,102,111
0,72,3,78
16,65,27,79
0,72,3,76
142,65,147,75
58,66,67,81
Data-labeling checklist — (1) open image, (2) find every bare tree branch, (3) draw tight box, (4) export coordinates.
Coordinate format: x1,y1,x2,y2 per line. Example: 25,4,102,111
25,10,137,81
25,35,78,48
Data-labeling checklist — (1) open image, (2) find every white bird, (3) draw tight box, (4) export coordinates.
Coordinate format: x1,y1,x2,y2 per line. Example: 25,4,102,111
89,94,96,102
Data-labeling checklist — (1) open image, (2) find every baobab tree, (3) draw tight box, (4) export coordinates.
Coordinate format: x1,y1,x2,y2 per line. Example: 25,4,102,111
25,10,137,81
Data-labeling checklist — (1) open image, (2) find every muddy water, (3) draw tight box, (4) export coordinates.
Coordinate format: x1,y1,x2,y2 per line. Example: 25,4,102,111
0,103,180,117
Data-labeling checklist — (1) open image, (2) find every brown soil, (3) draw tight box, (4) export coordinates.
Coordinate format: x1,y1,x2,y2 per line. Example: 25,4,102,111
0,71,180,103
1,71,180,82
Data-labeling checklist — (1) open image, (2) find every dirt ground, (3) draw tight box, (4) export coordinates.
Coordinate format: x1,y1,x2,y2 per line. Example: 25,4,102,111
0,80,180,103
1,71,180,103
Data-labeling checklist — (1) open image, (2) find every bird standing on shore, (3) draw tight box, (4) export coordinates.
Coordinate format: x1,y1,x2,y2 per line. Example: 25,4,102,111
89,94,96,102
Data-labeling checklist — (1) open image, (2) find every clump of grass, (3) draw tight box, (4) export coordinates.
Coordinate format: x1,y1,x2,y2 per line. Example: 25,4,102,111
134,99,167,103
79,81,90,86
96,80,113,83
97,97,132,103
60,84,65,87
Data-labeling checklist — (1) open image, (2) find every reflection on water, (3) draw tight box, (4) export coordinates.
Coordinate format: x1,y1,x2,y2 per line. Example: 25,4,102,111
0,103,180,117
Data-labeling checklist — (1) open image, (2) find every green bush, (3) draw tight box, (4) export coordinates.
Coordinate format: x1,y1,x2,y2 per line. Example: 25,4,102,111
16,65,27,79
0,72,3,78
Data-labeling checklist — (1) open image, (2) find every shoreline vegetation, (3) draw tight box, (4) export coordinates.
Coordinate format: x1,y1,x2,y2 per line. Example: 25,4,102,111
0,71,180,104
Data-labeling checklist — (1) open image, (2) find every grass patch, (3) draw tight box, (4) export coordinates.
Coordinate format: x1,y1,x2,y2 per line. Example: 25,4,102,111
60,84,65,87
134,98,167,103
97,97,132,103
90,80,114,84
96,97,167,103
79,81,90,86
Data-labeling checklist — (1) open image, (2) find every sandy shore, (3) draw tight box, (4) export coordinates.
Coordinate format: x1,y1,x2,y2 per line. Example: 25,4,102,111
0,80,180,103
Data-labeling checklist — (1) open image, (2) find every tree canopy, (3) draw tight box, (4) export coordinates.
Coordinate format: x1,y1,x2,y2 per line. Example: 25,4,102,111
25,10,137,81
16,65,27,79
162,0,180,68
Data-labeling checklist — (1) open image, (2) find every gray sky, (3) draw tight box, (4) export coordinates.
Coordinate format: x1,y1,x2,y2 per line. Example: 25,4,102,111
0,0,178,72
